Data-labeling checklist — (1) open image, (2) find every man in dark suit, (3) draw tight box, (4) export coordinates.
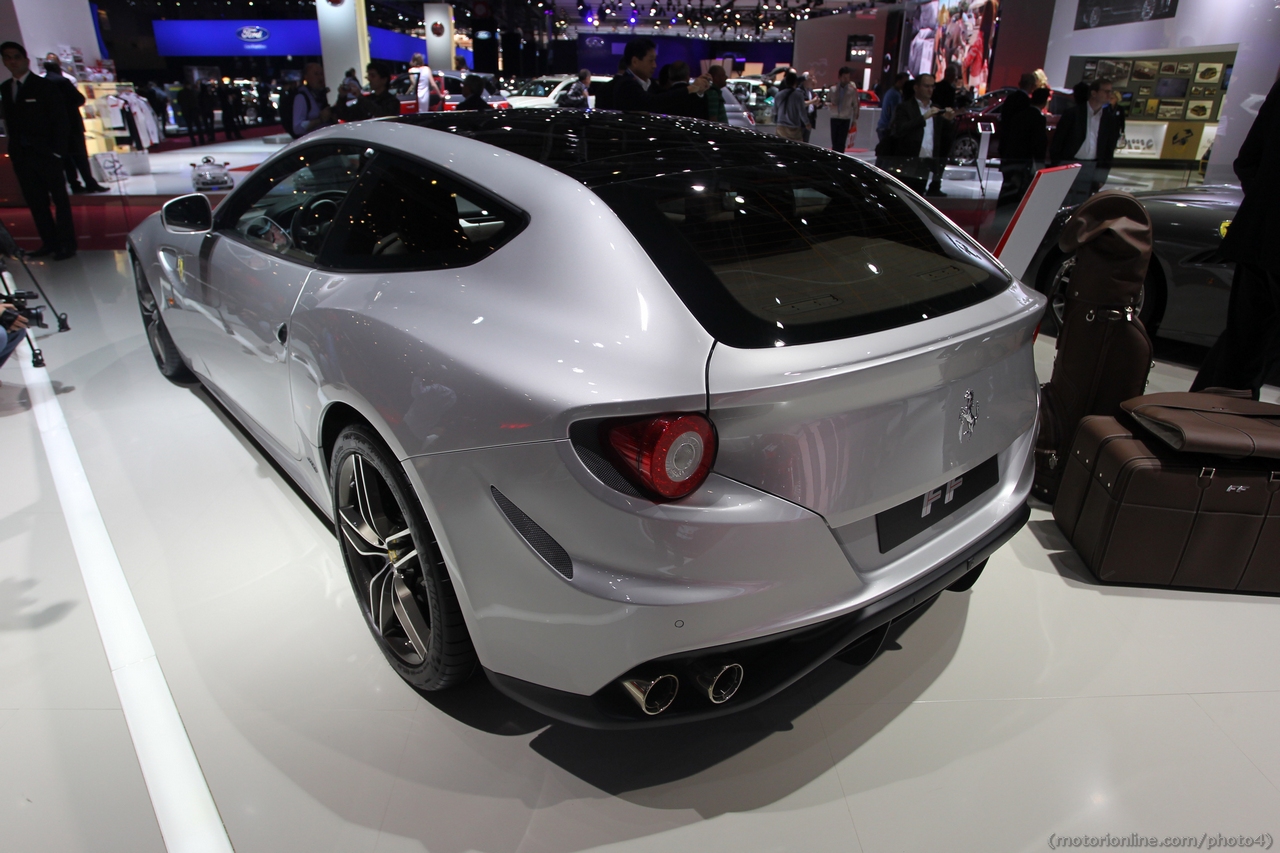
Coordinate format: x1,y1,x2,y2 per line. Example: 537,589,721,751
42,56,107,194
998,73,1049,207
1,42,76,259
1191,75,1280,397
883,73,954,197
1050,77,1121,205
613,38,710,113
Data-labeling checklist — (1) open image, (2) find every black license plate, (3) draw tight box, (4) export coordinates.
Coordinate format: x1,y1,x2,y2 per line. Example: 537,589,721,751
876,456,1000,553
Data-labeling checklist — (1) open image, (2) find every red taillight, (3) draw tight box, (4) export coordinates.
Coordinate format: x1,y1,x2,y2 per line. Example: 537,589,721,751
1032,320,1041,345
443,101,456,111
605,414,716,500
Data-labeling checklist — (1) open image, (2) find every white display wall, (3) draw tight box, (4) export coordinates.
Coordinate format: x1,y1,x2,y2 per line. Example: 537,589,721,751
1042,0,1280,184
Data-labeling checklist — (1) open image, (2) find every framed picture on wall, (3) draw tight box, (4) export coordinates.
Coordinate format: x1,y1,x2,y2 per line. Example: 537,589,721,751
1145,99,1160,116
1185,100,1214,120
1222,65,1233,90
1177,62,1195,76
1159,61,1178,75
1083,60,1098,81
1157,99,1185,119
1196,63,1223,84
1155,77,1189,98
1133,61,1159,81
1132,99,1146,115
1139,85,1153,95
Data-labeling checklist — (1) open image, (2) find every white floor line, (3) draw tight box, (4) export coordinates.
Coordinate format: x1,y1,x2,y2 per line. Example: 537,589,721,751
19,353,235,853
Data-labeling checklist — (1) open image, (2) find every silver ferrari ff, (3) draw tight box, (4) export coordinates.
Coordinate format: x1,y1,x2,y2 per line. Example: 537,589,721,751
129,111,1042,727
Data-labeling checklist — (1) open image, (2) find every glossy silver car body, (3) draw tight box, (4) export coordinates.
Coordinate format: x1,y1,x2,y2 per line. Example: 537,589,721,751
128,112,1042,726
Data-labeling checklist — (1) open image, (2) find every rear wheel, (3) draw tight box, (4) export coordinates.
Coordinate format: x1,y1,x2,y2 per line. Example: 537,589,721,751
134,257,193,381
331,425,475,691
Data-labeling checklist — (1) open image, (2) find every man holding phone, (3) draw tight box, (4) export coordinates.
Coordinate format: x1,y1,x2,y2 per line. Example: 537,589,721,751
885,73,955,196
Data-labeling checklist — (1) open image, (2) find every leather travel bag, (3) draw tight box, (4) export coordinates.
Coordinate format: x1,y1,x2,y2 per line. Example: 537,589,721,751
1053,394,1280,593
1033,192,1154,503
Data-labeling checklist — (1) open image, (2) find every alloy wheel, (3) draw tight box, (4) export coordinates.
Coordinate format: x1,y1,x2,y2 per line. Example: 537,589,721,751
1048,255,1145,332
335,451,433,666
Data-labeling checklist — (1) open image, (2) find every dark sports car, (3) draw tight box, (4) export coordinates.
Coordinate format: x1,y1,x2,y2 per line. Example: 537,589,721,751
948,87,1075,162
1026,183,1240,347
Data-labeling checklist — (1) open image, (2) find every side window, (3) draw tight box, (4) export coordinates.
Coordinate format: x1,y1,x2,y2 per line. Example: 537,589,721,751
321,154,523,271
220,145,364,263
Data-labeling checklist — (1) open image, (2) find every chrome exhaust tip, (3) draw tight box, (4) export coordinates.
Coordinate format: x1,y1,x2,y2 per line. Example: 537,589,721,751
695,662,744,704
621,673,680,715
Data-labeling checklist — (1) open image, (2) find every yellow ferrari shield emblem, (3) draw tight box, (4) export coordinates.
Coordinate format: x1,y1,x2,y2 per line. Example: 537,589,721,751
1220,220,1231,239
177,255,185,279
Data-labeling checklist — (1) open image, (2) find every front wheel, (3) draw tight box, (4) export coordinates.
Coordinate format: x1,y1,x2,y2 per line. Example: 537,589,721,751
949,134,980,163
331,425,476,691
134,257,193,381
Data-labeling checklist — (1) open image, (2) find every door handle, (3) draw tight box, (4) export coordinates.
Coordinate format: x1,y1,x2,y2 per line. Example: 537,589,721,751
275,322,288,344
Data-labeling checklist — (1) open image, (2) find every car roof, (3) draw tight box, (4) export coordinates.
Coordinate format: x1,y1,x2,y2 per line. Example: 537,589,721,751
392,109,859,189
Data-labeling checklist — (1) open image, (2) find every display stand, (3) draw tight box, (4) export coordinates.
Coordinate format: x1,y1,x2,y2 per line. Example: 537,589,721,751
993,163,1081,280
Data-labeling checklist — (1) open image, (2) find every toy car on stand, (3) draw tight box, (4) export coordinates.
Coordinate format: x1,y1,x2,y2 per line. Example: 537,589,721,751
190,156,234,192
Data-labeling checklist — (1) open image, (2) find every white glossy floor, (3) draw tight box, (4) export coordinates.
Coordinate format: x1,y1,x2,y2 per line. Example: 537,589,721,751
3,252,1280,853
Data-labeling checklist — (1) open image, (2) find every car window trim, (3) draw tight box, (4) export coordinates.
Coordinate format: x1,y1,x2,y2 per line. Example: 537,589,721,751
313,144,530,274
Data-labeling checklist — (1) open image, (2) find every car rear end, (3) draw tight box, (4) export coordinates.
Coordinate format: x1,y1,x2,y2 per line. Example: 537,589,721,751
391,113,1041,727
577,141,1040,716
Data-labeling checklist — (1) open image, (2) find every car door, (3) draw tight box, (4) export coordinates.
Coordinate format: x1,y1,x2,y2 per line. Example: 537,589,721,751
198,144,365,457
289,149,527,458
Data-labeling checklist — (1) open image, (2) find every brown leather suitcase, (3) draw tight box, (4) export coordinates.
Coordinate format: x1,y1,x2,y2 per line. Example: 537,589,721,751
1065,426,1280,591
1052,415,1133,542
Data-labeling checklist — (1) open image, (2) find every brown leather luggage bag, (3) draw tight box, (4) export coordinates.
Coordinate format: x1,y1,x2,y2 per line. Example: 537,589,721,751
1052,415,1133,542
1056,394,1280,592
1033,192,1155,503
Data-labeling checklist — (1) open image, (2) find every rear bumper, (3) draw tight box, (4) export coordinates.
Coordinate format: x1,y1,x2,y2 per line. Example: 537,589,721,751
485,500,1029,729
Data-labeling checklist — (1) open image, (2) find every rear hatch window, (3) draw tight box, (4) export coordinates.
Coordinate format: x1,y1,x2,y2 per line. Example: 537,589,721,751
592,161,1009,347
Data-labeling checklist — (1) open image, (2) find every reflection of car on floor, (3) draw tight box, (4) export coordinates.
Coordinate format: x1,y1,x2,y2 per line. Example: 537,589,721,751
189,156,234,192
1026,183,1241,346
130,111,1041,727
948,87,1075,162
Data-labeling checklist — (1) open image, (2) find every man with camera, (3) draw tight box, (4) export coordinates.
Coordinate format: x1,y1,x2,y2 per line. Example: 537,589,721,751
0,299,30,379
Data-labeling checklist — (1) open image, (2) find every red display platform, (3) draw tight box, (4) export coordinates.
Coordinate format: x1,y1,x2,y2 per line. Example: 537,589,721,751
1,195,169,251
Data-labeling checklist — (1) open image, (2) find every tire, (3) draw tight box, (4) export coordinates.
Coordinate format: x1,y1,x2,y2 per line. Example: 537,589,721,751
949,134,980,163
134,257,194,381
947,558,987,592
331,425,476,691
1039,252,1162,338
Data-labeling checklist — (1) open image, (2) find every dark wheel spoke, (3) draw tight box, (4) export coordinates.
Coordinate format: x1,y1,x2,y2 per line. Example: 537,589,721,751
368,562,395,634
339,506,385,553
392,574,431,663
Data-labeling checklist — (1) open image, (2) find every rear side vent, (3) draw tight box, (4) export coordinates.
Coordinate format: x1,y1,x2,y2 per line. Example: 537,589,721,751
490,487,573,579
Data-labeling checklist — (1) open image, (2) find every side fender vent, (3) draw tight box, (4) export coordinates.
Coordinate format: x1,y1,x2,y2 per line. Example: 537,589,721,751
490,486,573,579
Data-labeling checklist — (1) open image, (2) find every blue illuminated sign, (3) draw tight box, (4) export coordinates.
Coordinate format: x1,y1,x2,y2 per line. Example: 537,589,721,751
153,20,423,60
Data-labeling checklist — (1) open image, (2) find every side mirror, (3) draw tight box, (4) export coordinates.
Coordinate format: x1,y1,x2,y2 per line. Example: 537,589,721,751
162,193,213,234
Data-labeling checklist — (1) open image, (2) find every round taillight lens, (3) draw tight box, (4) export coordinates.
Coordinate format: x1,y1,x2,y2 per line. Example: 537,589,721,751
605,413,717,500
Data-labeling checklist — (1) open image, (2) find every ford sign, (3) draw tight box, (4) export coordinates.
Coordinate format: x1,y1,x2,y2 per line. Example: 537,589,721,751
237,25,269,42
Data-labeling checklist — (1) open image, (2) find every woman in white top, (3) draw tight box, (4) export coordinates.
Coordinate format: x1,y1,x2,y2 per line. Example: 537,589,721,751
408,52,442,113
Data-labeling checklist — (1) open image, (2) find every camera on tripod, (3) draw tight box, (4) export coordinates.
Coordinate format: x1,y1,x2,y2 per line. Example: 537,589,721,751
0,290,46,330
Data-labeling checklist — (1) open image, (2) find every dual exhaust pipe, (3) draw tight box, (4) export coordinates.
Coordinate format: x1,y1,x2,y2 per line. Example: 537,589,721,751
621,662,744,716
